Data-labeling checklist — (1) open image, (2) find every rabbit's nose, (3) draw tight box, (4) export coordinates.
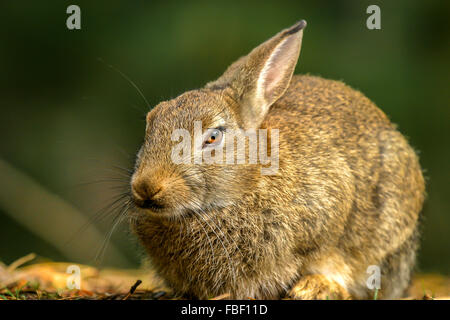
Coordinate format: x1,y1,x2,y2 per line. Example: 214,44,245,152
131,179,164,210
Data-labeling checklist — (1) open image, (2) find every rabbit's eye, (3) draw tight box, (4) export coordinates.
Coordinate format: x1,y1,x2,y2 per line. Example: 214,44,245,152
203,128,223,148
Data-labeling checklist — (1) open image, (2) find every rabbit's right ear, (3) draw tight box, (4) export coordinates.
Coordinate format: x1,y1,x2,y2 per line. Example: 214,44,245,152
206,20,306,129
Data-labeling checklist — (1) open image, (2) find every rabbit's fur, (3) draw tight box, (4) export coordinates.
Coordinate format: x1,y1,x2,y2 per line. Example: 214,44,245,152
129,21,425,299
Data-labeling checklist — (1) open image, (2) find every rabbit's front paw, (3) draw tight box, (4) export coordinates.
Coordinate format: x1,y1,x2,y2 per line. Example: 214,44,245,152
287,274,351,300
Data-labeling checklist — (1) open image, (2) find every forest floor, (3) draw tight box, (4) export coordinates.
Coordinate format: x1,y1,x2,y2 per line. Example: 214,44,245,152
0,254,449,300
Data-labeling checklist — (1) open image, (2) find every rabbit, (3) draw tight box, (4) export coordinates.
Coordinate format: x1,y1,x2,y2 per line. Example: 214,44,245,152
128,20,425,299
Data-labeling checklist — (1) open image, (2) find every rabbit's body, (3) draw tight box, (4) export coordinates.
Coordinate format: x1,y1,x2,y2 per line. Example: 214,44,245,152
130,21,424,299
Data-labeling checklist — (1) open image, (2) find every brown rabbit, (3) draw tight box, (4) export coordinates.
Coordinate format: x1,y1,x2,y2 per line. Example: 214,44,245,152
129,20,425,299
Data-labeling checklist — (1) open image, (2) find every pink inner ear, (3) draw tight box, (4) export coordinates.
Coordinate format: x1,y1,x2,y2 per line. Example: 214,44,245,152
261,34,300,102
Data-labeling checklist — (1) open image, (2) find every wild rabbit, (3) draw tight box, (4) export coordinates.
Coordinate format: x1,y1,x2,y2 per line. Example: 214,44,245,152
129,20,425,299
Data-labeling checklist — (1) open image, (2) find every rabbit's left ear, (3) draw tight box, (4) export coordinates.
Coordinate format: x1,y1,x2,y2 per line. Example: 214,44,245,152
207,20,306,129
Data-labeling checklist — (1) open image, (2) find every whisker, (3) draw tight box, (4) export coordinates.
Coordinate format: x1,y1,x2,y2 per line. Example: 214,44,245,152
64,192,131,247
201,209,243,259
94,200,132,266
97,57,151,109
110,164,134,175
83,158,134,179
100,168,132,180
192,214,215,261
72,178,130,188
195,208,237,287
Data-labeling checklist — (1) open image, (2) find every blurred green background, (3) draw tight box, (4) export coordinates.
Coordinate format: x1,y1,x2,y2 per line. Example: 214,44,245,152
0,1,449,273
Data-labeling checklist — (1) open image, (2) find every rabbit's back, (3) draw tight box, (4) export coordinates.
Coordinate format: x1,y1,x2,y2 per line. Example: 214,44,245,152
263,75,424,298
268,75,393,138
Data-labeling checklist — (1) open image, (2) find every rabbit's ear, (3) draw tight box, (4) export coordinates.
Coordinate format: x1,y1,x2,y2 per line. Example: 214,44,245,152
207,20,306,128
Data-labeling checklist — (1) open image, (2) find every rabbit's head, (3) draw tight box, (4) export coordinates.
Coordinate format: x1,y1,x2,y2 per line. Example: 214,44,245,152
130,21,306,219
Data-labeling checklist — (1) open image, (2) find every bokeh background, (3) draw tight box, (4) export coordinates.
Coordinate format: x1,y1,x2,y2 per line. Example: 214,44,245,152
0,1,449,274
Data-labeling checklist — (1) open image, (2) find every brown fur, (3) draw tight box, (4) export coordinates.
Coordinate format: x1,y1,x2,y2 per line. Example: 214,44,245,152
129,21,425,299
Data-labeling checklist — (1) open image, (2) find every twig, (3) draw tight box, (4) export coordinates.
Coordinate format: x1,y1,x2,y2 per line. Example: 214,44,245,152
7,253,36,272
210,293,230,300
122,280,142,300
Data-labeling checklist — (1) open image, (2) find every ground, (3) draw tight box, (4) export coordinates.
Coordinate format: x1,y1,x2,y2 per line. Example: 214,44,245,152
0,254,448,300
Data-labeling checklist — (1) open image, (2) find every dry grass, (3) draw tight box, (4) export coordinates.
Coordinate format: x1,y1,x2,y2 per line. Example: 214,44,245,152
0,254,448,300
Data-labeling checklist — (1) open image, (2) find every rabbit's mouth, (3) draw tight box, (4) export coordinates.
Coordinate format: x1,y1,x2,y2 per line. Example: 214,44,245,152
142,200,165,211
132,195,194,218
133,197,166,212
